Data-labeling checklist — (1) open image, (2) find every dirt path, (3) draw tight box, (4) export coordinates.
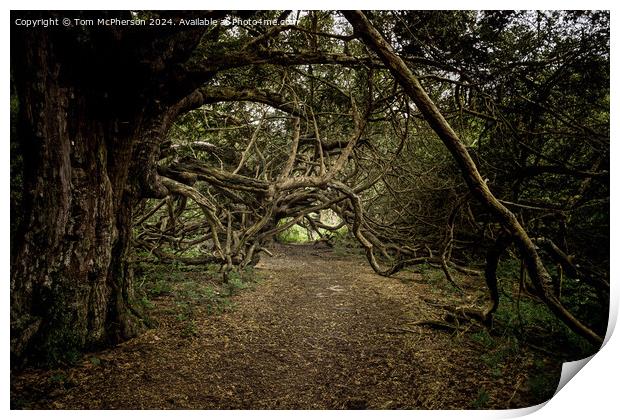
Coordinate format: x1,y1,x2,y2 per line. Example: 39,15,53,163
11,245,548,409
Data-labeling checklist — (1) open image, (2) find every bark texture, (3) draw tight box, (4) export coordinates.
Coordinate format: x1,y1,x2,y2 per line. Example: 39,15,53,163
10,28,144,364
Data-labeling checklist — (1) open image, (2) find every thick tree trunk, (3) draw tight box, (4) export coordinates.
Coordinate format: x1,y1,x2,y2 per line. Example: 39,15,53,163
10,28,146,365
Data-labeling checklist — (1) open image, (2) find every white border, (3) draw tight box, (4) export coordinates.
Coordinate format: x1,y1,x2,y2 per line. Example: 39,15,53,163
3,3,618,419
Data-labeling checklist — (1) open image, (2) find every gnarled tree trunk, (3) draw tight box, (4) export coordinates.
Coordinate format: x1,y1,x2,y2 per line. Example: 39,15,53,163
10,27,147,365
10,10,210,364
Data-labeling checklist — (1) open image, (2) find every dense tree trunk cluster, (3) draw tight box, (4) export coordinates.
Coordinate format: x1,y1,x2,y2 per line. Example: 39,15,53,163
11,10,609,364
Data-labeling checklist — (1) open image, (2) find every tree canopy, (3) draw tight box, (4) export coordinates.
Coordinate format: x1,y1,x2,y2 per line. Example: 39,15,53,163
10,10,609,365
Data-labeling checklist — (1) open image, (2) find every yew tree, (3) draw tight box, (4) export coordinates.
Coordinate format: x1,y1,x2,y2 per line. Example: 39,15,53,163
10,10,609,364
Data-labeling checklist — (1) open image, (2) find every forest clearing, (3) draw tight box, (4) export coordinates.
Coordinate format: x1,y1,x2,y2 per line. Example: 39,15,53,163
10,10,609,410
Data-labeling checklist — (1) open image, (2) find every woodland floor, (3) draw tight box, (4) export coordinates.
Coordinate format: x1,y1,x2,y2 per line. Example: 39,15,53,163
11,244,563,409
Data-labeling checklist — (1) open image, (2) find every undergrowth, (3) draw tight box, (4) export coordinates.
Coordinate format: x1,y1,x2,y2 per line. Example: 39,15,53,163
134,260,261,338
403,256,601,407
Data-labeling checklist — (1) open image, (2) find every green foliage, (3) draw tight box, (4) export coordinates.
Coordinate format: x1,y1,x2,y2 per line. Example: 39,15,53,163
36,332,82,367
480,338,519,369
560,276,608,339
224,271,246,295
29,281,87,367
276,216,352,248
527,359,560,402
470,330,496,349
492,258,597,359
147,279,173,297
49,373,67,384
406,264,459,294
10,9,609,378
138,296,155,310
135,261,260,339
472,387,490,409
276,221,312,243
330,226,360,256
180,321,199,338
528,374,557,401
470,328,520,382
46,372,79,392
